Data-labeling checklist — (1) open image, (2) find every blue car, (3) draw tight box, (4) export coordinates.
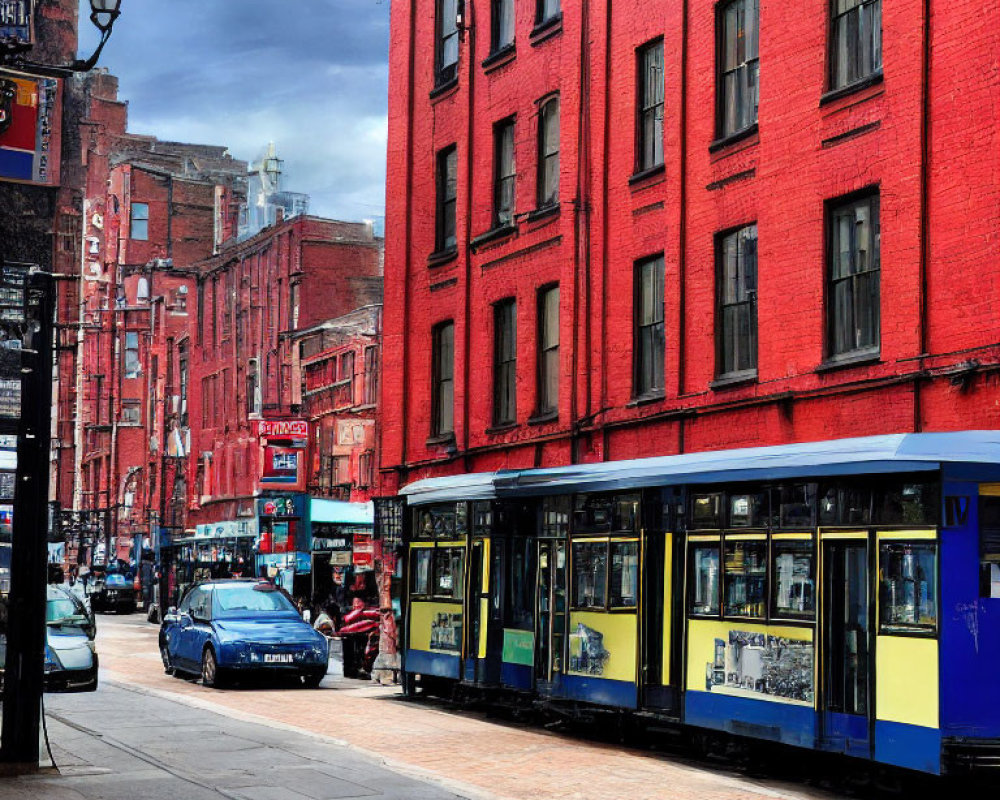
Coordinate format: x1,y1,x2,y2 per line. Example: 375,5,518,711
158,579,329,688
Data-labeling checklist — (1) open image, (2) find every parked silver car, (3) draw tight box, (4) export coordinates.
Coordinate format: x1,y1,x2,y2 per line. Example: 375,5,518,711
44,584,98,692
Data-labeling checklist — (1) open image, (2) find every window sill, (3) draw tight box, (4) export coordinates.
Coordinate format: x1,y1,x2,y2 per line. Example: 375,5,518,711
816,349,881,373
820,70,884,107
628,163,665,187
425,433,456,448
709,122,759,154
530,13,562,46
429,76,459,101
527,410,558,426
485,422,518,435
524,204,560,224
470,223,517,251
482,43,516,72
710,370,758,391
627,389,666,408
427,247,458,268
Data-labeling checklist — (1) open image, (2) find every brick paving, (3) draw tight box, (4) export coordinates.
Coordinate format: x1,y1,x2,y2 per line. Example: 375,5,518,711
87,614,840,800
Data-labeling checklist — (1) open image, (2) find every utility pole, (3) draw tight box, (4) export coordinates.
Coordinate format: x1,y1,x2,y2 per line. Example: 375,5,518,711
0,267,55,771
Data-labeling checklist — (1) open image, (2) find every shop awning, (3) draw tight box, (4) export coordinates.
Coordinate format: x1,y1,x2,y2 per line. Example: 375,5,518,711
310,498,373,525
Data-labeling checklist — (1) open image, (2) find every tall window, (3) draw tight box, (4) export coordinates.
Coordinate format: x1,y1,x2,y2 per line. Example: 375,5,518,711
637,39,664,172
830,0,881,90
124,331,140,378
436,0,459,86
491,0,514,52
634,255,665,396
436,145,458,253
130,202,149,241
716,224,758,378
717,0,759,138
493,118,516,228
537,285,559,415
363,345,378,406
828,192,880,357
493,299,517,425
537,97,559,209
536,0,559,25
178,344,189,425
432,322,455,437
246,357,260,416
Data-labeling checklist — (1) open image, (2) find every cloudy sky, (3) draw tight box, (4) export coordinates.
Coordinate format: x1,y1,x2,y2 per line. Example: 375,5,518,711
78,0,390,224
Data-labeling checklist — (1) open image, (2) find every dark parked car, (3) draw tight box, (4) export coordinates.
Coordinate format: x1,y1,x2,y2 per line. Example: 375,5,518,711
158,579,329,688
88,569,136,614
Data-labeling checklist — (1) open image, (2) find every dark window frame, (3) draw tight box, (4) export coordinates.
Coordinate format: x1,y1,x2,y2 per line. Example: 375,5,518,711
436,145,458,254
636,38,665,173
493,298,518,426
535,0,560,26
633,254,665,398
829,0,882,91
431,321,455,438
536,284,559,416
536,95,560,210
715,0,759,140
826,188,880,359
493,117,516,229
435,0,460,87
491,0,515,53
715,223,758,379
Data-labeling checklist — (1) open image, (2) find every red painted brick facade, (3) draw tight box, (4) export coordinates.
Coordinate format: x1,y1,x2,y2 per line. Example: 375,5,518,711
379,0,1000,491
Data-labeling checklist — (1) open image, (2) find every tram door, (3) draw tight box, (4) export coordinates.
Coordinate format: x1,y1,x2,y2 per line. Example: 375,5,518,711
821,540,873,758
535,540,567,685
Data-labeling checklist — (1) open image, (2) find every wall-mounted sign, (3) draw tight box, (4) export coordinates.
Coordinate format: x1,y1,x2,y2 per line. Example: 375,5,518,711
257,419,308,438
0,68,60,186
0,1,32,46
258,496,299,518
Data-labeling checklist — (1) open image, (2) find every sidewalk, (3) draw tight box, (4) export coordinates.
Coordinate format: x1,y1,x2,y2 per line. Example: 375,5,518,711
0,681,469,800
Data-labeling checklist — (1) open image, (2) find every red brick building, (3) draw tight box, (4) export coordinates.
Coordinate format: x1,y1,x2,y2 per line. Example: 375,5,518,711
379,0,1000,492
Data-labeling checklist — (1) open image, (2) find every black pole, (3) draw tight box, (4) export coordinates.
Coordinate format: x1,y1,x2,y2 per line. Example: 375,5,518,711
0,269,55,771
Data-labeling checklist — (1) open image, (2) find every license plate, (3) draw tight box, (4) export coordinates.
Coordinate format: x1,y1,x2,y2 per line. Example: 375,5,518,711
263,653,292,664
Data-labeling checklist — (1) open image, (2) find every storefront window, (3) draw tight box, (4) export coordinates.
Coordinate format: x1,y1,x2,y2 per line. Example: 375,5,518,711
411,549,432,596
690,544,720,615
880,542,936,632
724,540,767,618
609,540,639,608
433,547,465,599
572,540,608,609
771,540,815,619
691,493,722,529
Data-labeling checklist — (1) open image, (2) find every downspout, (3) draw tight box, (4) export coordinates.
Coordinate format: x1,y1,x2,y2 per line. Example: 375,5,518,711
915,0,931,432
399,0,417,476
166,175,174,261
677,0,689,452
461,0,477,470
72,199,89,513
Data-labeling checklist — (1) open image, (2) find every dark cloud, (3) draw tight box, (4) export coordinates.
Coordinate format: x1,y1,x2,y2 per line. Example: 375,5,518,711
79,0,389,222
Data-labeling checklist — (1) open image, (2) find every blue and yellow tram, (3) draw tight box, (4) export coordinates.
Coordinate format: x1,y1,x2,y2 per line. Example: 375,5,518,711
397,432,1000,775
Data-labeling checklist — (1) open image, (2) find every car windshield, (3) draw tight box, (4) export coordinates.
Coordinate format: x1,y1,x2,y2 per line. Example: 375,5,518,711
213,584,296,616
46,596,86,625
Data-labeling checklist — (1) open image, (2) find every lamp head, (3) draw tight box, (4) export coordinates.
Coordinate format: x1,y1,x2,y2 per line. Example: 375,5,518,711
89,0,122,34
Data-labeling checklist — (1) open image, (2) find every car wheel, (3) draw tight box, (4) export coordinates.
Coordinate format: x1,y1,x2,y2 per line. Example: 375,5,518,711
160,644,175,676
301,669,325,689
201,646,224,688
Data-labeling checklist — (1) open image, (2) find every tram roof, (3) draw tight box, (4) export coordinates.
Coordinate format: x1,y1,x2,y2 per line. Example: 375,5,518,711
400,431,1000,504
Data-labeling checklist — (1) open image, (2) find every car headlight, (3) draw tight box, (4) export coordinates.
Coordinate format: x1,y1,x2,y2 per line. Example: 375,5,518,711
85,640,97,654
44,645,62,672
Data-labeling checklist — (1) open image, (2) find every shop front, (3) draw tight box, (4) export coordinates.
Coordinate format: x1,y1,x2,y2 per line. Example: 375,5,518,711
256,493,310,597
309,498,376,622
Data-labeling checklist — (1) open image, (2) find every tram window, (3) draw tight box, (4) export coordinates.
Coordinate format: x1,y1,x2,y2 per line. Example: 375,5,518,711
609,541,639,608
819,483,872,526
572,540,608,609
723,540,767,618
506,536,536,629
771,541,815,619
728,490,767,528
874,480,938,525
411,549,432,596
433,547,465,599
775,484,816,528
415,503,466,539
473,501,493,536
980,496,1000,599
691,493,722,529
542,496,571,537
879,542,937,633
689,544,720,616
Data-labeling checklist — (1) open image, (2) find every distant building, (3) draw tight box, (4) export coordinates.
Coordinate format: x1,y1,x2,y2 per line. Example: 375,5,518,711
238,142,310,241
